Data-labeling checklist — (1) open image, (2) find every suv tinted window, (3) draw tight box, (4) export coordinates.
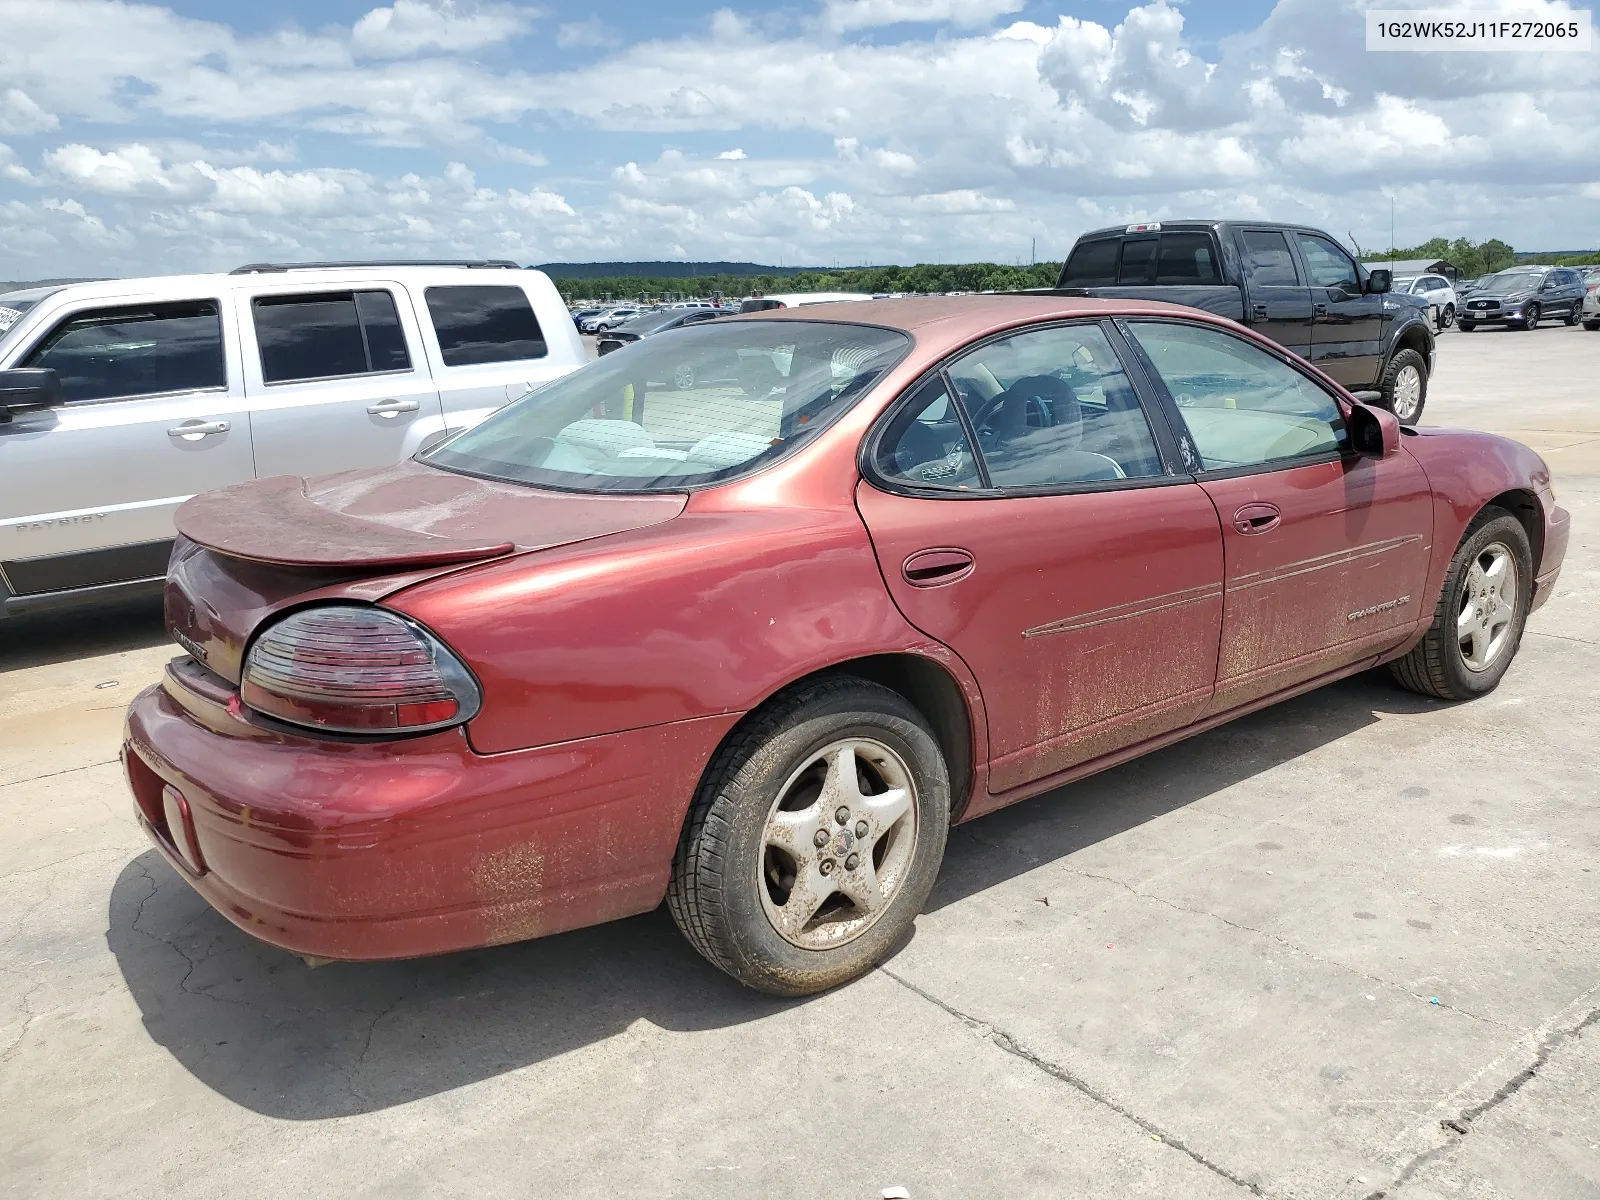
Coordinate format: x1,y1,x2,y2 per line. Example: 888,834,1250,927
253,289,412,384
426,286,547,366
1241,230,1299,286
1294,233,1359,291
1127,320,1345,471
1061,239,1119,287
1154,233,1222,284
23,300,225,403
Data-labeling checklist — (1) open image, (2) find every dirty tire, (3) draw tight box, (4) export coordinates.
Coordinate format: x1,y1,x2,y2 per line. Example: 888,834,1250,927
1389,508,1533,701
1378,347,1429,426
668,677,950,996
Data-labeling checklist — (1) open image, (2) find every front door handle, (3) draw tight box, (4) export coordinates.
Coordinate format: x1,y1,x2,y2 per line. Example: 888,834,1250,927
902,547,974,587
168,419,230,441
367,398,421,417
1232,502,1281,535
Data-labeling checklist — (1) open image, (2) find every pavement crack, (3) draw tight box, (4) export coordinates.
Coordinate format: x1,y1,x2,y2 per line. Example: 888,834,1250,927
878,966,1266,1196
1362,1003,1600,1198
347,998,404,1104
0,758,119,789
1058,866,1507,1028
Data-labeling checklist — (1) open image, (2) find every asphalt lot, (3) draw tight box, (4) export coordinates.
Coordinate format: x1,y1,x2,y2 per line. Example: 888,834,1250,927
2,323,1597,1199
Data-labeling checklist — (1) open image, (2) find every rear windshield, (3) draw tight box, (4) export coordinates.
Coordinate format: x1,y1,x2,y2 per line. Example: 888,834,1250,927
422,320,909,492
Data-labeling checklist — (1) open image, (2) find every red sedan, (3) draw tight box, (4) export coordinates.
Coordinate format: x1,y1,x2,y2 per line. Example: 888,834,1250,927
123,296,1569,995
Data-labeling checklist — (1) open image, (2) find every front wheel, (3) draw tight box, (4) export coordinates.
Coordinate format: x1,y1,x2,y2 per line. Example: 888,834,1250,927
1379,348,1428,426
1459,321,1477,331
1389,509,1532,701
668,678,951,996
1522,304,1541,330
1584,319,1600,332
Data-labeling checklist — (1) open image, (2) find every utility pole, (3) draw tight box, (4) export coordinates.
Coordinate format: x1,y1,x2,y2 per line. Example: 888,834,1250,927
1030,236,1036,267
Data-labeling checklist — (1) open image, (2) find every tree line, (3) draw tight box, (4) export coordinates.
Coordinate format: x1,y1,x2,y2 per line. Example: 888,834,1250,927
1358,236,1598,277
555,261,1063,303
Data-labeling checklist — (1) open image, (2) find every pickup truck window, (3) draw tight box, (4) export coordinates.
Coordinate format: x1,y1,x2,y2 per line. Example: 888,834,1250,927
1061,239,1119,287
1154,233,1222,284
1118,238,1158,284
425,285,547,366
1294,233,1359,292
253,290,412,384
22,300,225,403
1126,320,1345,471
1241,231,1299,287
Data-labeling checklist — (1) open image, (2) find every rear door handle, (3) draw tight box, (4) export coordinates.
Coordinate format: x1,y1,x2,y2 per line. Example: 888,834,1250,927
902,547,974,587
367,398,421,416
1232,502,1281,535
167,419,230,440
1314,303,1328,317
1252,303,1268,318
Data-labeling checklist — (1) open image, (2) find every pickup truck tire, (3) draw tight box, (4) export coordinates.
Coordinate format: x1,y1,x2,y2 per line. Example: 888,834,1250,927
1378,348,1428,426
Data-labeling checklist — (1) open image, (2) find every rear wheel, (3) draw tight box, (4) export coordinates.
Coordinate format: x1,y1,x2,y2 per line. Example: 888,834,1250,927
1389,509,1532,701
1380,348,1428,426
1439,303,1455,330
668,678,950,996
1563,303,1580,327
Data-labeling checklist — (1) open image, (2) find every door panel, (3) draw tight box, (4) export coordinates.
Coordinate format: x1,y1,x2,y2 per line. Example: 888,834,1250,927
857,481,1223,795
0,297,252,587
239,285,445,479
1294,232,1383,389
1199,456,1434,710
1237,228,1313,356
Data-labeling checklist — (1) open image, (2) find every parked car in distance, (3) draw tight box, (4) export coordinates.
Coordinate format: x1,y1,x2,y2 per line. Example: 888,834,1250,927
1582,270,1600,330
1055,220,1435,424
581,306,641,333
1395,274,1458,330
1458,266,1586,330
125,294,1567,996
0,260,584,622
570,307,603,329
595,306,729,358
739,292,874,312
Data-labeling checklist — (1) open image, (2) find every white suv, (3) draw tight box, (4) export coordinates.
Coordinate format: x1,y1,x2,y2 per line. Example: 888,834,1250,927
0,260,585,619
1395,274,1458,330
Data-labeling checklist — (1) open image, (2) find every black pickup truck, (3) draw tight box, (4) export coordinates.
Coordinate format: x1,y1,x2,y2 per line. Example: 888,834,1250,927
1054,220,1436,424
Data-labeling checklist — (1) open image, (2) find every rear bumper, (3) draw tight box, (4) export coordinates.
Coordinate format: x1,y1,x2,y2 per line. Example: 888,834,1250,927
1532,501,1571,613
123,666,738,960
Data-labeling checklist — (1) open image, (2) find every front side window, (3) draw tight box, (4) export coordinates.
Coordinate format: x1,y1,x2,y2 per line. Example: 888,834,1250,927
944,323,1165,488
1294,233,1360,292
423,320,908,491
1127,320,1345,472
253,290,412,384
1241,230,1299,287
23,300,225,403
425,285,547,366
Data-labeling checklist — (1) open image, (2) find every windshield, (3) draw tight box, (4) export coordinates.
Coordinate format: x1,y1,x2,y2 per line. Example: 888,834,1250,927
1481,270,1542,291
423,319,909,492
615,310,691,334
0,289,55,344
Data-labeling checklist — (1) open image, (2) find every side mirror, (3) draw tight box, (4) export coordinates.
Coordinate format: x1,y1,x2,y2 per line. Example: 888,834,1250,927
1347,401,1400,460
0,368,63,423
1365,269,1392,295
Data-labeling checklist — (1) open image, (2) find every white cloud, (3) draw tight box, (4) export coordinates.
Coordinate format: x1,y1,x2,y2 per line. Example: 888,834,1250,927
0,88,59,135
351,0,535,58
821,0,1026,34
717,148,748,161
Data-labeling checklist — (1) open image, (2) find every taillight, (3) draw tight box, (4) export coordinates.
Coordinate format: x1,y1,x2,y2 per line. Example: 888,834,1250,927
241,605,481,735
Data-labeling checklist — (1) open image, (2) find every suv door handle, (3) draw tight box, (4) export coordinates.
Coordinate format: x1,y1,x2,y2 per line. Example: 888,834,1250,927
902,547,974,587
168,419,230,440
367,398,420,416
1232,502,1281,535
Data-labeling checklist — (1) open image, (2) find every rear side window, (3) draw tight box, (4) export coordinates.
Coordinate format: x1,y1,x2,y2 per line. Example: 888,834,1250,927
425,285,547,366
1154,233,1222,284
23,300,225,403
1061,239,1119,287
1241,231,1299,287
253,290,412,384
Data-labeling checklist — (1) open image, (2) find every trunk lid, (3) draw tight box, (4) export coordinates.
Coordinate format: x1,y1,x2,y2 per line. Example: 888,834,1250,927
167,460,686,683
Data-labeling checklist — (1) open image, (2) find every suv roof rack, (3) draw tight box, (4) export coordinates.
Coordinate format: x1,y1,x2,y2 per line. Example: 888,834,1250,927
229,259,522,275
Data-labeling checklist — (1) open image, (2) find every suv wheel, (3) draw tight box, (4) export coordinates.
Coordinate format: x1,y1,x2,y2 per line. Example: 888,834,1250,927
1522,303,1540,330
1389,508,1532,701
1439,303,1455,330
668,678,951,996
1379,348,1428,426
1563,302,1580,327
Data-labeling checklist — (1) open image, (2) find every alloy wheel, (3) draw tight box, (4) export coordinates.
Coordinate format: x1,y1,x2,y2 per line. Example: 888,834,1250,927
1392,364,1423,423
758,738,919,950
1524,304,1540,329
1458,542,1519,672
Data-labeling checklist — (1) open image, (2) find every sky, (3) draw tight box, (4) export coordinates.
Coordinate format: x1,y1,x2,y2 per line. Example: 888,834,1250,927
0,0,1595,278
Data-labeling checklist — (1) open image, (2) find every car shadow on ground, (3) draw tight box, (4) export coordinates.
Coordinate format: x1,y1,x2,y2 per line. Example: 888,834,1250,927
106,669,1444,1121
0,597,166,671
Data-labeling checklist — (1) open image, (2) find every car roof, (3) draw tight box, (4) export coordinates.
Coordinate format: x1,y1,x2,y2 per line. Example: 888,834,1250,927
742,293,1231,355
17,265,548,306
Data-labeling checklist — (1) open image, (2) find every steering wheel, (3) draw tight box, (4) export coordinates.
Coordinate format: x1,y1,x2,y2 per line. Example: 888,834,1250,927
977,374,1081,442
